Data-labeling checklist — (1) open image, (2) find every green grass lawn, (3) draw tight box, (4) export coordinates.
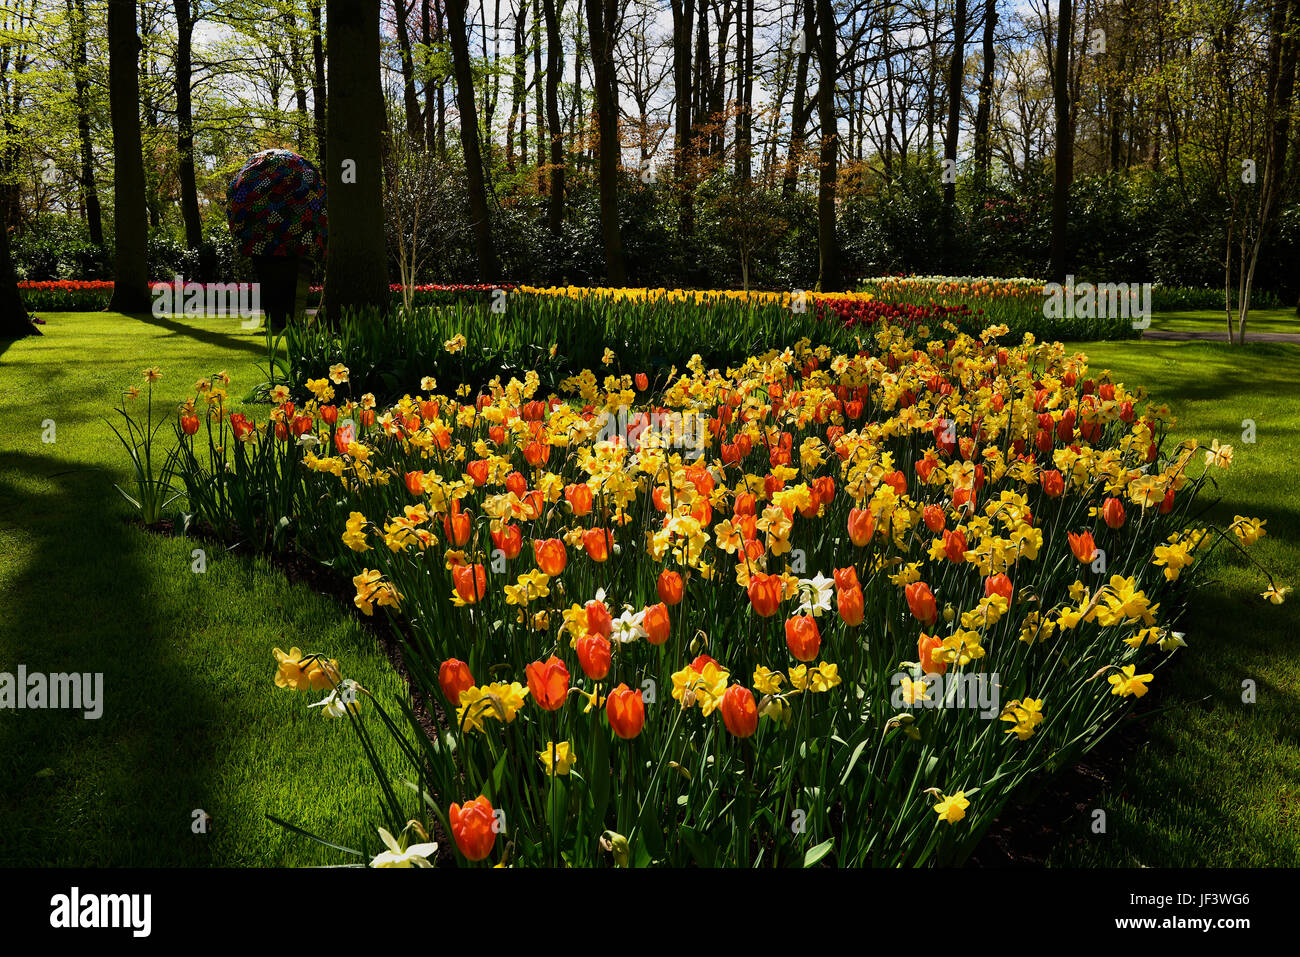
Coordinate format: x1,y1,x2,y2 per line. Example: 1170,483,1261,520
0,311,412,866
2,311,1296,867
1147,307,1299,335
1043,338,1300,866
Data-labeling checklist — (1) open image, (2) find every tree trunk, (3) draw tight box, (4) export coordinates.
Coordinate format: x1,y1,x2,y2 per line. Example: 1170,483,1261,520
972,0,996,192
585,0,626,283
69,0,103,247
395,0,424,139
0,203,36,338
671,0,694,231
783,0,813,199
1050,0,1073,283
543,0,566,235
107,0,151,313
310,0,327,167
324,0,391,321
174,0,203,251
815,0,839,291
942,0,967,269
447,0,500,280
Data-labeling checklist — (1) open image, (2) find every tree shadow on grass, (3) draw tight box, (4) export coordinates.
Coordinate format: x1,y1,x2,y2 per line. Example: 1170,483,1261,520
127,311,270,359
0,450,219,866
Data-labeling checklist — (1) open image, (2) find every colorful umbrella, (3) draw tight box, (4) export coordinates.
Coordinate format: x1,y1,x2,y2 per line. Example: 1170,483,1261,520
226,149,327,259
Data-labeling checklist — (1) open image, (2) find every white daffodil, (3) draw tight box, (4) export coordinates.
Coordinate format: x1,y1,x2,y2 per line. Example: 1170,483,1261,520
611,608,648,644
796,572,835,617
309,678,361,719
1158,630,1187,652
370,826,438,868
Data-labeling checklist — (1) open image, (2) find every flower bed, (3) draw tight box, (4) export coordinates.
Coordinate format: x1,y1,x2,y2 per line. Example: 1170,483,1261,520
141,320,1282,867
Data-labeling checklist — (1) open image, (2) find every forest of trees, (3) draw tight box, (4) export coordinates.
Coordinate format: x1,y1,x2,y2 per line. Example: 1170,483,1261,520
1,0,1297,337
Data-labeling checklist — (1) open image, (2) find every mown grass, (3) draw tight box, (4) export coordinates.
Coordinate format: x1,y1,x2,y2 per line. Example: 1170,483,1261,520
1043,339,1300,866
1147,307,1299,335
0,311,411,866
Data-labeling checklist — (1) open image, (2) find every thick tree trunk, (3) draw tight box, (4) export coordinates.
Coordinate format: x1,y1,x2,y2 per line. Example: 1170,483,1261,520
543,0,566,236
107,0,151,313
1050,0,1073,283
815,0,839,291
69,0,104,247
0,206,36,338
447,0,499,280
671,0,694,231
585,0,626,283
310,0,327,167
174,0,203,251
324,0,391,321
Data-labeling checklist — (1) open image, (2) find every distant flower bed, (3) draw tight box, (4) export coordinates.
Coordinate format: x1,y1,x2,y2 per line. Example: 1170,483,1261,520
17,280,510,313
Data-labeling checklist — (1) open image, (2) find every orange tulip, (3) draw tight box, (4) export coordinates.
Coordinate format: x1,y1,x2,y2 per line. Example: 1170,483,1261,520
452,563,487,604
784,615,821,662
465,459,490,486
534,538,567,575
643,602,671,645
941,528,968,563
576,632,612,679
905,582,938,624
848,507,875,547
606,683,646,739
490,523,523,560
923,504,946,533
180,411,200,436
583,527,613,562
585,600,613,638
1040,469,1064,498
438,658,474,704
524,439,550,467
747,572,783,617
635,372,649,391
1102,497,1126,529
720,685,758,738
984,573,1013,604
657,569,684,605
505,471,528,498
835,568,864,627
1069,530,1098,563
443,504,472,547
918,633,946,675
449,796,497,861
525,655,570,711
565,483,594,516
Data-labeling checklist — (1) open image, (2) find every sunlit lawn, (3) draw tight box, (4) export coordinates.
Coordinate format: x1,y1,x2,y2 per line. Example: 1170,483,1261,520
0,311,408,866
1147,307,1299,336
1043,338,1300,866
